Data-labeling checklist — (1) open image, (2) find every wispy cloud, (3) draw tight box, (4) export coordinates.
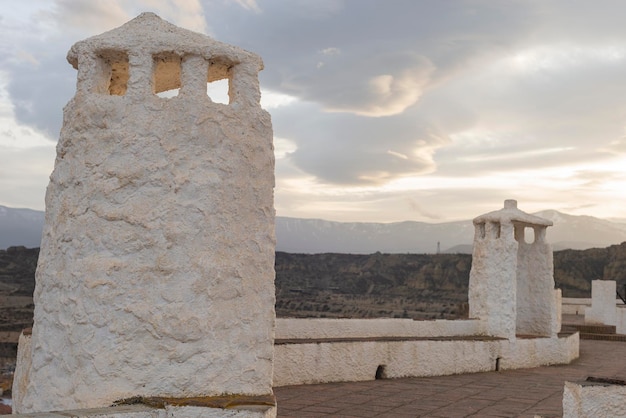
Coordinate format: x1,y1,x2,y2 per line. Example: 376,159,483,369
3,0,626,222
233,0,261,13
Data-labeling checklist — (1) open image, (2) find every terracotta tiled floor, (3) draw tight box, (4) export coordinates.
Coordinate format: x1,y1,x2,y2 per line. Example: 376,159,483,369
274,339,626,417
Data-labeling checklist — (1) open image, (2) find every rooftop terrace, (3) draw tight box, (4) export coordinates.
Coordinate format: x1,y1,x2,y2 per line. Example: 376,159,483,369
274,337,626,417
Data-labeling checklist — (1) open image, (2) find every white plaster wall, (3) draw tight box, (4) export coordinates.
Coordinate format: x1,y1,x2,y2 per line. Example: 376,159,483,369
468,222,518,339
163,406,276,418
8,404,276,418
499,333,579,370
585,280,617,325
274,341,390,386
615,307,626,334
273,339,503,387
275,318,484,340
562,298,591,316
516,237,555,336
563,381,626,418
273,333,579,387
383,339,503,378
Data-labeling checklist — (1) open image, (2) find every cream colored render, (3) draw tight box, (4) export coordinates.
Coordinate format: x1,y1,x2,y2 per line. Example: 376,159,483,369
13,13,276,415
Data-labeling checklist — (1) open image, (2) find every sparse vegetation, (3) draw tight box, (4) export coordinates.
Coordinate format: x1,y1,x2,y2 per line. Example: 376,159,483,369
275,252,472,319
1,243,626,329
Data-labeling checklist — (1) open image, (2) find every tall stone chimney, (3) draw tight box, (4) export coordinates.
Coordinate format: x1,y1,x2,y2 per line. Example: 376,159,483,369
468,200,558,339
13,13,276,415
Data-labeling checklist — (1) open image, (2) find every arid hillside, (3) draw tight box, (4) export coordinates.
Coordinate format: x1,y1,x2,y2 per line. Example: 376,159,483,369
2,242,626,326
275,242,626,318
275,252,471,319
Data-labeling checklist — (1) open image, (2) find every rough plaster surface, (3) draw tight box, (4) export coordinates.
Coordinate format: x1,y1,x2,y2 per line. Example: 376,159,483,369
615,307,626,334
554,288,563,335
8,404,277,418
516,239,555,336
563,381,626,418
275,318,483,340
273,333,578,387
499,333,579,370
16,13,275,414
468,200,556,339
273,340,500,386
580,280,626,333
12,331,32,410
562,298,591,315
586,280,617,326
468,228,518,339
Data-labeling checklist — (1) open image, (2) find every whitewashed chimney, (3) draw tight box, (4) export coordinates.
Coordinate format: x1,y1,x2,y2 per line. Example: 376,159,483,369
468,200,557,339
14,13,276,415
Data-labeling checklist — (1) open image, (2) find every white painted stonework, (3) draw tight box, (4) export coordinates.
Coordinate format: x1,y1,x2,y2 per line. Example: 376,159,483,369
586,280,618,326
273,333,579,387
579,280,626,334
275,318,483,340
562,298,591,316
554,288,563,336
469,199,557,339
3,404,277,418
563,381,626,418
14,13,275,414
615,307,626,335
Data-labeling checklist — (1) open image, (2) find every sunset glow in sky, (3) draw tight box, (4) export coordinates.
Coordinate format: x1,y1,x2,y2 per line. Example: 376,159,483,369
1,1,626,223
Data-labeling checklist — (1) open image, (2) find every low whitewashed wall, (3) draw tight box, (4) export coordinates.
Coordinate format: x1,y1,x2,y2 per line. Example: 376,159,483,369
9,404,276,418
273,332,579,387
563,295,626,333
586,281,618,326
615,307,626,335
499,333,579,370
275,318,484,340
563,381,626,418
562,298,591,315
569,280,626,333
274,338,503,386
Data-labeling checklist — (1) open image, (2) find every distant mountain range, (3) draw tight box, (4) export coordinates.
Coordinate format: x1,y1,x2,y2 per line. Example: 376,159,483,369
275,210,626,254
0,206,45,250
2,205,626,253
275,217,473,254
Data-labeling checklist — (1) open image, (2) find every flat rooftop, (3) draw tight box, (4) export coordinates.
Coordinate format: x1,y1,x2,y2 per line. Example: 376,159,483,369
274,338,626,417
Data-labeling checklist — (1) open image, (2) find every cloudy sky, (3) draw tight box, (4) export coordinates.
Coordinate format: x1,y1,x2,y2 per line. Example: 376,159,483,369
2,0,626,223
